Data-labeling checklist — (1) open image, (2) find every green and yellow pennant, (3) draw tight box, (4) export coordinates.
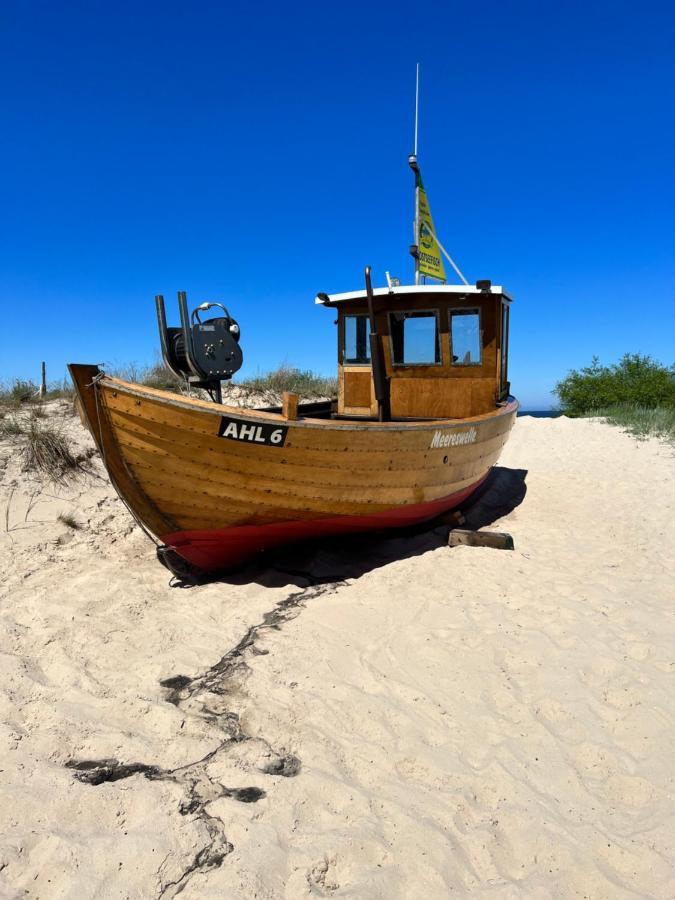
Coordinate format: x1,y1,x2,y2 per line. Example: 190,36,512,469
417,175,446,282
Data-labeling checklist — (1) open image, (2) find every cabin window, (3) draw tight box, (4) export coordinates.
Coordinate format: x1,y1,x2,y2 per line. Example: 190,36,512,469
450,308,482,366
343,315,371,365
389,311,441,366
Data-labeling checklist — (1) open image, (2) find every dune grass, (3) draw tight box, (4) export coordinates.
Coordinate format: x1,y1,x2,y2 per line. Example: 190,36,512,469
0,379,40,408
0,418,26,437
118,361,338,399
21,418,84,483
0,378,75,408
2,359,338,406
111,361,184,393
235,365,337,398
586,404,674,444
0,407,86,482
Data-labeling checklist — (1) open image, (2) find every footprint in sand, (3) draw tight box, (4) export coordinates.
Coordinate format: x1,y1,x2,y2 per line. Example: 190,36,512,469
600,772,656,808
626,641,653,662
571,742,620,778
535,697,586,743
307,854,339,894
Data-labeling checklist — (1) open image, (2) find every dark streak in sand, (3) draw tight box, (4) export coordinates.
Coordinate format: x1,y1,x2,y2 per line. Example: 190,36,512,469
65,575,343,898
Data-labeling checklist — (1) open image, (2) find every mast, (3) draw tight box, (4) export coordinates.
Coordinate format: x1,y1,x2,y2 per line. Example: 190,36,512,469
408,63,421,285
364,266,389,421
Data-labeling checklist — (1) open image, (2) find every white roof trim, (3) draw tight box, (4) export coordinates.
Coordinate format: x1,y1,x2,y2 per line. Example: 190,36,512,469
315,283,512,305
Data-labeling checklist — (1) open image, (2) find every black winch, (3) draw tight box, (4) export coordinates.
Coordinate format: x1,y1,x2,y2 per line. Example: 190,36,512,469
155,291,243,402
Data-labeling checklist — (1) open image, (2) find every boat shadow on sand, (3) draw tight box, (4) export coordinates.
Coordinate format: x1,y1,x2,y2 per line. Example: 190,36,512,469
173,466,528,590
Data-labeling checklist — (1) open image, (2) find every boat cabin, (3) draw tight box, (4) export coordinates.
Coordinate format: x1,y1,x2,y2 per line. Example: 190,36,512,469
316,281,511,420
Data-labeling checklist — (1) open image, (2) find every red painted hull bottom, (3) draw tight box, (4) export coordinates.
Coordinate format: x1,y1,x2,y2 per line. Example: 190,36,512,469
160,475,487,572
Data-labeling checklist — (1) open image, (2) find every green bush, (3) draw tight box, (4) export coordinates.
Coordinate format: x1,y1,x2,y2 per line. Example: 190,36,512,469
554,354,674,416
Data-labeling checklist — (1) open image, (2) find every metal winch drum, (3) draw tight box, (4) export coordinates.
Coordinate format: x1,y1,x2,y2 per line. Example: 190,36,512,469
155,291,243,402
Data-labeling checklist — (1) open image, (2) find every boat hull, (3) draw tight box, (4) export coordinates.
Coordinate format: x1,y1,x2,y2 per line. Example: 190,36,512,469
161,475,488,571
69,365,517,572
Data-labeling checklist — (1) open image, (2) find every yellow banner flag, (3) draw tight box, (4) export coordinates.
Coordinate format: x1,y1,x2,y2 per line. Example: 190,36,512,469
418,177,446,282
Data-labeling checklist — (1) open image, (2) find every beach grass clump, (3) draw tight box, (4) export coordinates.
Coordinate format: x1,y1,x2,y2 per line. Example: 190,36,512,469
45,378,75,401
0,417,26,437
236,365,337,398
0,377,75,407
588,404,675,443
0,379,39,408
139,362,184,392
110,361,184,394
21,419,83,482
104,359,336,399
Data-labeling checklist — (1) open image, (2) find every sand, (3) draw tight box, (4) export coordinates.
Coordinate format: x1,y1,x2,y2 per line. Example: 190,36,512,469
0,402,673,898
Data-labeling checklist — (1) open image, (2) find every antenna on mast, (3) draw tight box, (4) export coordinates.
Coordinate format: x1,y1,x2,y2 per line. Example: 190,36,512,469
414,62,419,157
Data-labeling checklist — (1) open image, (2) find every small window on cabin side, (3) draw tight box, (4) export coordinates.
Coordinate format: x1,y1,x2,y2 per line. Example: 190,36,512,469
389,311,441,366
343,315,371,364
450,309,482,365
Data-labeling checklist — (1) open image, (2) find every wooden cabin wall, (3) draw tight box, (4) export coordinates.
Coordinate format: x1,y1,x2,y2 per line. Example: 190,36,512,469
337,293,503,419
388,377,496,419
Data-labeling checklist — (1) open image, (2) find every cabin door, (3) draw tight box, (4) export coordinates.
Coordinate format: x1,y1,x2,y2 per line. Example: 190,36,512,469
340,366,374,415
338,313,376,416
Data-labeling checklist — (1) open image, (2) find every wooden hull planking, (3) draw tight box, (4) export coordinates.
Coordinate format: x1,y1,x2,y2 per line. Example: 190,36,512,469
69,365,517,571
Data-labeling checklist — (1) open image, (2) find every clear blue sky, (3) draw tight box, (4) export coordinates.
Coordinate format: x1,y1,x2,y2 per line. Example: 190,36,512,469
1,0,673,408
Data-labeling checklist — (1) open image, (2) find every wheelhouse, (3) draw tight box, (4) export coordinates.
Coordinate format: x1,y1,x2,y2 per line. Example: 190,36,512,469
317,282,512,420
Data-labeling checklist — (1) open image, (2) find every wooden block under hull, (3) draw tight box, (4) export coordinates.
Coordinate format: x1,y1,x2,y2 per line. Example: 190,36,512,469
448,529,515,551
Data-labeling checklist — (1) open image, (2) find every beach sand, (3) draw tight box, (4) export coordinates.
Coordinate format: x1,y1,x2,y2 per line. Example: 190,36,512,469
0,402,673,898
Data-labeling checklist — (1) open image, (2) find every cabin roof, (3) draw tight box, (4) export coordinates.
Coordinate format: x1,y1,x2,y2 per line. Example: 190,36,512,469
315,283,512,306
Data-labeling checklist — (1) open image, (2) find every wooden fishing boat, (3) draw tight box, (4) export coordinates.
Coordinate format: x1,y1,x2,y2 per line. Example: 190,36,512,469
69,89,517,574
69,276,516,573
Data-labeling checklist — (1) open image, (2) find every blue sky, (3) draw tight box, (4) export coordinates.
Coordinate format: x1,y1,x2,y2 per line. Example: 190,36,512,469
1,0,673,408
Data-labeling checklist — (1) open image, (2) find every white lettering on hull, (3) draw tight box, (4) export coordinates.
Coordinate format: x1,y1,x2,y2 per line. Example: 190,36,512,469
429,427,478,449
